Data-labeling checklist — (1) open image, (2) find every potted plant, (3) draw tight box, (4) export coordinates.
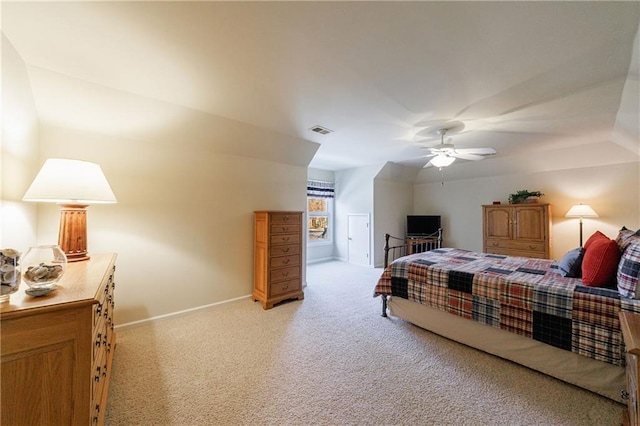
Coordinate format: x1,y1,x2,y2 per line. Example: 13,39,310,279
508,190,544,204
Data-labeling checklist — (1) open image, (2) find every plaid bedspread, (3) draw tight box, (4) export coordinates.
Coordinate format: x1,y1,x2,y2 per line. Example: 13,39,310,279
374,248,640,366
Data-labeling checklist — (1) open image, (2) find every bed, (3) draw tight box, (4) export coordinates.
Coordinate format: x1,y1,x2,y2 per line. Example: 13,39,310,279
374,229,640,403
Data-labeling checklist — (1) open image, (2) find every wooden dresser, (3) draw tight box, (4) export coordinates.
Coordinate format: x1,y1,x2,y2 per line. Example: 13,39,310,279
0,253,117,425
483,203,552,259
620,312,640,426
253,211,304,309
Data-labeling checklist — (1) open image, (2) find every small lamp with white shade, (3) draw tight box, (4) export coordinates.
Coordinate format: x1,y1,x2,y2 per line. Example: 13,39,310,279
22,158,117,262
565,203,599,247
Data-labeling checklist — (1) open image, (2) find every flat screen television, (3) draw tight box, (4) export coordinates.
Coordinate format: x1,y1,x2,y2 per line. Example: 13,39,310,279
406,215,441,236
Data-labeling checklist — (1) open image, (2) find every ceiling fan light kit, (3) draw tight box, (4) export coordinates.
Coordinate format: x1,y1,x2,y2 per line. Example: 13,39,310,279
430,155,456,168
422,123,497,169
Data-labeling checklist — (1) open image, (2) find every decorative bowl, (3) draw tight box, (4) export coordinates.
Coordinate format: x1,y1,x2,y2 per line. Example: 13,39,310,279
22,245,67,290
0,248,21,303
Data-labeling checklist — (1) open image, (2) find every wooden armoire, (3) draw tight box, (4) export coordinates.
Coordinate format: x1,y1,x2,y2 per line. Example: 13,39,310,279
482,203,552,259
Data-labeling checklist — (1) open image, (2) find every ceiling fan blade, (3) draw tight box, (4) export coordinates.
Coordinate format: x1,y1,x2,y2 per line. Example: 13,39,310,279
452,153,485,161
454,147,496,155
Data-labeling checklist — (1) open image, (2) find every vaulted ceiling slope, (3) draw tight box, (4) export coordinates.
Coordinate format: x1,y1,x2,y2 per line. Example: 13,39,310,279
2,2,639,172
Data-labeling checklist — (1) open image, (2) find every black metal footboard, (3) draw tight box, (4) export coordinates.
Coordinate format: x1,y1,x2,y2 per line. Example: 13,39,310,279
381,229,442,317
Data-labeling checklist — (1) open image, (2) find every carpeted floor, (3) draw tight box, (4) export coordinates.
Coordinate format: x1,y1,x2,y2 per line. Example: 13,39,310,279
105,260,625,425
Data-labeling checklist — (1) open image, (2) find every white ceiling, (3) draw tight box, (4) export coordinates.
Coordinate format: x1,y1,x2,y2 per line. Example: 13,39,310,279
2,1,639,172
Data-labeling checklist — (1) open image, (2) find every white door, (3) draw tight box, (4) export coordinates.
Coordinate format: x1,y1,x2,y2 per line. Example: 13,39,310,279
348,214,370,266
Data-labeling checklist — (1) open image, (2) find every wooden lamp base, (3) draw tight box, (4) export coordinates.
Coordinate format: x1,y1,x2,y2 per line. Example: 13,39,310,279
58,204,90,262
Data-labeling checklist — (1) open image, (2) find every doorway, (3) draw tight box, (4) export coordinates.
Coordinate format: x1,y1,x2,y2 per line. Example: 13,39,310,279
348,214,370,266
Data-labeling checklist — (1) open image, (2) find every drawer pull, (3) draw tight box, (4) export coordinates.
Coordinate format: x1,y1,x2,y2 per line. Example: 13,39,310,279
622,390,630,400
282,271,289,277
93,404,101,424
282,227,289,232
283,216,290,221
283,259,290,264
283,247,290,253
282,237,290,242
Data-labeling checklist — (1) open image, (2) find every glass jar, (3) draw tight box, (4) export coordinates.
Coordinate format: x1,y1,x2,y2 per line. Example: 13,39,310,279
22,245,67,290
0,248,21,303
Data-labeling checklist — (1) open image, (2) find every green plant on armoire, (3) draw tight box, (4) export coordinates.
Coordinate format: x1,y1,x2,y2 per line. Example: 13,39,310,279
508,190,544,204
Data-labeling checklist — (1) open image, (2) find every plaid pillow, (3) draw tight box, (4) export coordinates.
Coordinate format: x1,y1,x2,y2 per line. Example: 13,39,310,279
618,241,640,299
616,227,640,253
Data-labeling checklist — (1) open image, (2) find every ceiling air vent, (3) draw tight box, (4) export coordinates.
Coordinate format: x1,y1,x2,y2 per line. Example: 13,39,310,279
309,125,333,135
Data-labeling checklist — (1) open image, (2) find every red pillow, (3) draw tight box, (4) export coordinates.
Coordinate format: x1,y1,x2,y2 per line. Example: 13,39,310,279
584,231,608,251
582,236,621,287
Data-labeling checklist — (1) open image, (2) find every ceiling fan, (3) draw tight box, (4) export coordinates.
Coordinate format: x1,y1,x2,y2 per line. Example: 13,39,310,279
422,127,496,168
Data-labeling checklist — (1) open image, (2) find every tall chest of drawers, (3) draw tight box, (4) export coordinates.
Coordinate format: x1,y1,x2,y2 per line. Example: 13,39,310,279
253,211,304,309
0,253,117,425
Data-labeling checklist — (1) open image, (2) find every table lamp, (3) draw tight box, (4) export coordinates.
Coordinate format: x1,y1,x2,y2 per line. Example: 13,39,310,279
565,203,598,247
22,158,117,262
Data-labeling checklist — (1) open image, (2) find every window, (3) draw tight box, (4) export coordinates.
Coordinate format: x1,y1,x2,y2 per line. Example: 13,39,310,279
307,180,334,244
308,197,332,243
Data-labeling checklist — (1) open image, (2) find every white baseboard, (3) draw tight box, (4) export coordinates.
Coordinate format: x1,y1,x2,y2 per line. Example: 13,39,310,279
306,256,339,264
115,294,252,331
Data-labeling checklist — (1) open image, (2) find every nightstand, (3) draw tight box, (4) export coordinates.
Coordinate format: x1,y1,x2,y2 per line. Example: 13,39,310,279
619,312,640,425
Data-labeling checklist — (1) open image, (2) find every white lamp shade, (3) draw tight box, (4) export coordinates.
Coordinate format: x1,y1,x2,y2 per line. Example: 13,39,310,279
565,203,598,218
23,158,117,204
429,155,456,168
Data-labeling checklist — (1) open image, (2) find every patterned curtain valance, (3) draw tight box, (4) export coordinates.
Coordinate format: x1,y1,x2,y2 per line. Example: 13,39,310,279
307,180,335,198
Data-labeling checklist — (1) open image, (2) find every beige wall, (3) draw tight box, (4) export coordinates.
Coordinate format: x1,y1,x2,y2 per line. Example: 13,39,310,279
34,125,310,324
373,163,419,267
1,35,39,249
414,161,640,260
1,43,318,325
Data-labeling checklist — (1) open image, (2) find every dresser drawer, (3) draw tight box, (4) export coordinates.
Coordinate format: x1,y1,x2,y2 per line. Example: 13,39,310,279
486,248,548,259
270,266,300,283
270,213,301,225
270,233,300,245
91,349,106,403
486,239,546,253
270,244,300,257
270,279,301,297
270,224,301,235
270,255,300,268
92,317,107,361
93,289,107,327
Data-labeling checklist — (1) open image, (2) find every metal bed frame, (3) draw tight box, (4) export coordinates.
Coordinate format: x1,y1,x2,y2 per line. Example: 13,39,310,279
380,229,442,317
